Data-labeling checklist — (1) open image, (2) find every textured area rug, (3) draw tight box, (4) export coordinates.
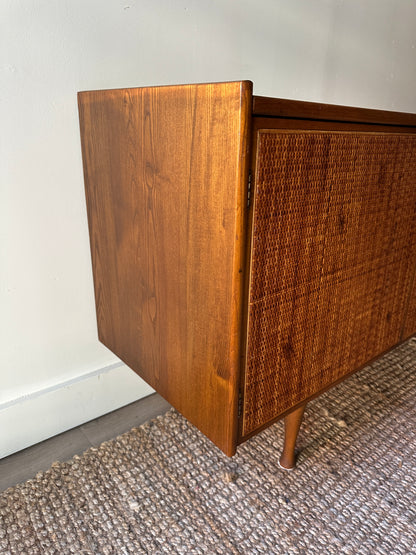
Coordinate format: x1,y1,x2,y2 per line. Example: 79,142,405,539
1,339,415,555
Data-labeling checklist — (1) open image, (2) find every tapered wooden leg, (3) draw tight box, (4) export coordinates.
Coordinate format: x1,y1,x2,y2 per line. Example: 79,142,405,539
279,403,307,471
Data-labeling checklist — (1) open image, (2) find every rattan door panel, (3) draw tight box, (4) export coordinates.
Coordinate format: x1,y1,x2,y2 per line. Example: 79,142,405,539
243,130,416,437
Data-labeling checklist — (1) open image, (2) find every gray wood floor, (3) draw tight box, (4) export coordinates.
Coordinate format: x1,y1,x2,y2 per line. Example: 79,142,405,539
0,393,171,493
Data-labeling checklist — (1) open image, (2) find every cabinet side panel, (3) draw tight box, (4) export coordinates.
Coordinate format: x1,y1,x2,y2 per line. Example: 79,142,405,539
78,81,252,455
243,130,416,437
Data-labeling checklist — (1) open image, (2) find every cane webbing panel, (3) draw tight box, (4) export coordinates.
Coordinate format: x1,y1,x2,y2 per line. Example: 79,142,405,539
243,130,416,436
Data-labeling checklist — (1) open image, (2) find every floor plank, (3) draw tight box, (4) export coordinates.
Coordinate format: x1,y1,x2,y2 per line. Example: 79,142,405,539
0,393,171,492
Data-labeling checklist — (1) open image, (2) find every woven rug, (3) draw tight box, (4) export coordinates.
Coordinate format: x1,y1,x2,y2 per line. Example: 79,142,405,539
1,339,415,554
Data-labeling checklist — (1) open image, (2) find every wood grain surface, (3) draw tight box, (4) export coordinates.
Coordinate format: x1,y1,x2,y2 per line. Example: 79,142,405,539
253,95,416,127
78,81,252,455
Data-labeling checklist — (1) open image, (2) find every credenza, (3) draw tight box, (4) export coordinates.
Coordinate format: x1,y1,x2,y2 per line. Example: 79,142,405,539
78,81,416,469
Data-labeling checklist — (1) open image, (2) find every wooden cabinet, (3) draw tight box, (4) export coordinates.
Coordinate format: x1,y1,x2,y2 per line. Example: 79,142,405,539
78,81,416,465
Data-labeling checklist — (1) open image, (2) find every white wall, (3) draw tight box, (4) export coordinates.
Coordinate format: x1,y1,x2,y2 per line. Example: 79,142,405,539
2,0,416,458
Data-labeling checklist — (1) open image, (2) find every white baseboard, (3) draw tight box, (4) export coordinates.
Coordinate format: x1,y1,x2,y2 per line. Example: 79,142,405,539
0,364,154,458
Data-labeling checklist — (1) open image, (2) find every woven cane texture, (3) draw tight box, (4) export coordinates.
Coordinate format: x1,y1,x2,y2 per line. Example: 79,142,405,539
243,131,416,436
1,338,415,554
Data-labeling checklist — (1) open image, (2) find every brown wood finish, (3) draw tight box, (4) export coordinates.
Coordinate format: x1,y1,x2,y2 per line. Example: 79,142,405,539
402,270,416,340
79,81,416,465
279,404,307,470
78,81,252,456
253,95,416,127
251,115,416,136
